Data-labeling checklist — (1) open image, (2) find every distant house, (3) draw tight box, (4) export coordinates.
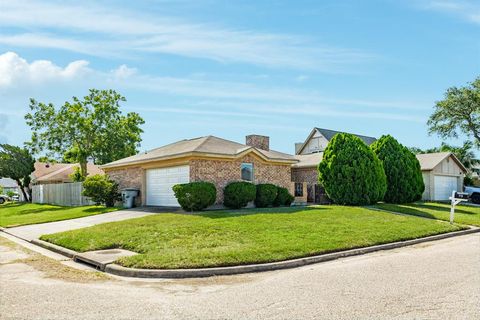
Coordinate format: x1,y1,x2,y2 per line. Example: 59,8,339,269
0,178,20,194
416,152,467,201
32,162,104,185
292,127,377,204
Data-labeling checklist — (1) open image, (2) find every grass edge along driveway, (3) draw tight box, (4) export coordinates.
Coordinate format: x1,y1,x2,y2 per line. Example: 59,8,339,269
374,202,480,227
0,203,119,228
41,206,464,269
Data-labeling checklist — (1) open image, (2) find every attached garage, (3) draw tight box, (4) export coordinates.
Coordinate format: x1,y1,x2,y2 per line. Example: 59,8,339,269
416,152,467,201
146,165,190,206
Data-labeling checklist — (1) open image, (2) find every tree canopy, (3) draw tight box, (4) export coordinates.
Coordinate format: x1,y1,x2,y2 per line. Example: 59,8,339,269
371,135,424,203
0,144,35,201
428,77,480,147
25,89,145,177
318,133,387,205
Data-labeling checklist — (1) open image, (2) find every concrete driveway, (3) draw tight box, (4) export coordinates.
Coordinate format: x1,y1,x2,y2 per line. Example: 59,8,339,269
1,233,479,319
4,209,155,241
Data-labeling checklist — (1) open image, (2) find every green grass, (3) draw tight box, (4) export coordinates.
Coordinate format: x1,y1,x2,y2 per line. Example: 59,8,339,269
41,206,463,269
0,203,119,227
374,202,480,227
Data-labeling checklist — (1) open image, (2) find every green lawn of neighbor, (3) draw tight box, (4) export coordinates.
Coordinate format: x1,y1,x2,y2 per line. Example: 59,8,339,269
374,202,480,227
0,203,119,228
41,206,464,269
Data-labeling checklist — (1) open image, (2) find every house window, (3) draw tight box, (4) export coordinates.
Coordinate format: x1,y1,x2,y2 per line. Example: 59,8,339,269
295,182,303,197
241,163,254,182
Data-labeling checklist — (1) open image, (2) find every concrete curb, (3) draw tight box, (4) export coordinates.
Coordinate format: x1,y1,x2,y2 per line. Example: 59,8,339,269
104,227,480,278
31,239,77,259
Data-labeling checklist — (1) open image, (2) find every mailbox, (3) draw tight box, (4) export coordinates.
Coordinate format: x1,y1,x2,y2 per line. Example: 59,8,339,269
454,192,469,200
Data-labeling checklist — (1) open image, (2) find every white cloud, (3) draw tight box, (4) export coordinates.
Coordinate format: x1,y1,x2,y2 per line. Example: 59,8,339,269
416,0,480,24
112,65,137,80
0,0,374,71
0,52,91,87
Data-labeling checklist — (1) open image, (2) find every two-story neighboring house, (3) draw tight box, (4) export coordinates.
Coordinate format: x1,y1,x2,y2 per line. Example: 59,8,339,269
291,127,377,204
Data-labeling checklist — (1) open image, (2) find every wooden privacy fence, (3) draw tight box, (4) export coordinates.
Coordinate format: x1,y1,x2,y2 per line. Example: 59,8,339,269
32,182,95,206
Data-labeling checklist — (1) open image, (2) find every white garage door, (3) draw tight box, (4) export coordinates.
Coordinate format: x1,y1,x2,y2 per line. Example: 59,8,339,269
146,165,190,206
433,175,458,200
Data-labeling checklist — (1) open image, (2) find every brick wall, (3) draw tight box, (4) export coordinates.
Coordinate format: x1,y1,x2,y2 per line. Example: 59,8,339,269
190,154,293,204
106,167,144,206
291,167,318,184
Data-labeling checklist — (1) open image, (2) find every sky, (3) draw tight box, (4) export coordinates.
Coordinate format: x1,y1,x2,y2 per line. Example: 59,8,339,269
0,0,479,155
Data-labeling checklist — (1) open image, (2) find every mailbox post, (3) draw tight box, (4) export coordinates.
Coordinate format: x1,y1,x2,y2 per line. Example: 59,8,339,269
449,191,469,224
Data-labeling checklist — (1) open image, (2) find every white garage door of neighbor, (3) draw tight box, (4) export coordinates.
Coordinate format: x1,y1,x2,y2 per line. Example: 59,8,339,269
146,166,190,206
433,175,458,200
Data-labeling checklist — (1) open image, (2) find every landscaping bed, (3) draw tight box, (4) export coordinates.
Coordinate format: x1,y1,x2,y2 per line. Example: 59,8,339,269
0,203,118,227
374,202,480,227
40,206,464,269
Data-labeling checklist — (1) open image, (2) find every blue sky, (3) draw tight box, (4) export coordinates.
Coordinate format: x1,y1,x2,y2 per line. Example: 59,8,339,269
0,0,479,155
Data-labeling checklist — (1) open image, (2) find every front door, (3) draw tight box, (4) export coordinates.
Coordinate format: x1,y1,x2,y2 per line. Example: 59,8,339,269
307,184,315,203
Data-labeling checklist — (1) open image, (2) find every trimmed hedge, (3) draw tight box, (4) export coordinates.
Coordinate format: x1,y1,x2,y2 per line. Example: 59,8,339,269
255,183,278,208
318,133,387,205
172,182,216,211
223,181,256,209
371,135,425,203
274,187,294,207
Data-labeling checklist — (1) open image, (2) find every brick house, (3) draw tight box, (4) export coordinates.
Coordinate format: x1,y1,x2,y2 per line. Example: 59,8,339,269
291,128,376,204
101,135,297,206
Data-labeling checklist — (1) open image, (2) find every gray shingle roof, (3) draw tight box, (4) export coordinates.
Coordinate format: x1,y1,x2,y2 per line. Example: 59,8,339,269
0,178,18,188
102,136,297,169
315,127,377,145
293,153,323,168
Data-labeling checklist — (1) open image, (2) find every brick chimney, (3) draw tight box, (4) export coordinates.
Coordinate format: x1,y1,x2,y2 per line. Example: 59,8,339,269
246,134,270,151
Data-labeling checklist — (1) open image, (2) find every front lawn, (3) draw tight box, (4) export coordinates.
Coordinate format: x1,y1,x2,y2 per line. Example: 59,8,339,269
374,202,480,227
41,206,463,269
0,203,119,227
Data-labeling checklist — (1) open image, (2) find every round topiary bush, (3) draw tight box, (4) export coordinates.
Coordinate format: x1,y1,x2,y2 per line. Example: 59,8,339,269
255,183,278,208
172,181,216,211
371,135,425,203
318,133,387,205
223,181,256,209
274,186,294,207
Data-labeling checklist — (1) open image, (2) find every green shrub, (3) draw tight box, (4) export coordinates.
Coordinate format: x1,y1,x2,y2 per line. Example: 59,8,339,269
172,181,216,211
318,133,387,205
7,191,15,198
223,181,256,209
274,186,294,206
82,174,121,207
464,175,474,187
255,183,278,208
371,135,425,203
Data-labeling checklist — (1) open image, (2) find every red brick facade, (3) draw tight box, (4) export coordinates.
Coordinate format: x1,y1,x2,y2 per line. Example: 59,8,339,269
291,167,318,184
106,167,144,206
190,154,293,204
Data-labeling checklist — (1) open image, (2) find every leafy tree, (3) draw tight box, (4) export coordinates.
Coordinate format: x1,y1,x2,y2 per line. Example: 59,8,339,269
25,89,145,177
82,174,120,207
0,144,35,202
69,166,85,182
318,133,387,205
371,135,424,203
428,77,480,147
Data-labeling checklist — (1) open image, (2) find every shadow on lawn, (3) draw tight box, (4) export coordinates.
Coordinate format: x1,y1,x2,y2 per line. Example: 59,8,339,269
413,203,477,215
199,205,325,219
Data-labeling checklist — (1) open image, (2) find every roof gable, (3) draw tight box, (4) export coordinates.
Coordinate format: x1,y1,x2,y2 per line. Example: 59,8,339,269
415,152,467,173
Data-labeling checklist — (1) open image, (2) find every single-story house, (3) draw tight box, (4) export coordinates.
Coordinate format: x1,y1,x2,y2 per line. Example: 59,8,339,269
0,178,20,194
101,135,297,207
32,162,104,185
291,127,377,204
416,152,467,201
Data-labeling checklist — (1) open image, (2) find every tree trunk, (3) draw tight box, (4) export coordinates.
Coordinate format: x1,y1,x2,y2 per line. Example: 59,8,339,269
80,161,88,178
15,179,29,202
